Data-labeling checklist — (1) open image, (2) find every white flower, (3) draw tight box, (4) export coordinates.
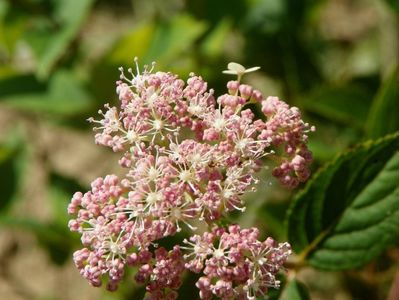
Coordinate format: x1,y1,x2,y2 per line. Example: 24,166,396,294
222,62,260,76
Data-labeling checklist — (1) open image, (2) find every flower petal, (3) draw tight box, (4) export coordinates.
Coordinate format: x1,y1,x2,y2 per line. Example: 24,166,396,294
222,70,239,75
244,66,261,73
227,62,246,73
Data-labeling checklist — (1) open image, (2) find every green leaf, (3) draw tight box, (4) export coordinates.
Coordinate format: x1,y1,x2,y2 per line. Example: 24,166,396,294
200,18,232,59
44,172,85,264
280,279,310,300
302,85,373,129
49,172,84,223
108,14,207,67
287,132,399,270
0,73,46,97
244,0,286,34
366,66,399,138
0,146,18,212
36,0,94,79
0,215,76,265
108,23,156,65
0,12,26,55
384,0,399,13
0,139,24,213
1,71,93,116
307,123,360,163
258,202,288,241
0,0,9,21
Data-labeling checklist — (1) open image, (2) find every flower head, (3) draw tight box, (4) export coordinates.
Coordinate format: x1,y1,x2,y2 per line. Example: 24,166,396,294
68,60,314,299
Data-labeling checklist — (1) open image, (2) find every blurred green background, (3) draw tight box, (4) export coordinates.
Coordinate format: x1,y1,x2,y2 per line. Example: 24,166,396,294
0,0,398,299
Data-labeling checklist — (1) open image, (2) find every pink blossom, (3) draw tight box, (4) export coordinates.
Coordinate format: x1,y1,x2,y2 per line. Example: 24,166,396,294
68,59,314,298
183,225,291,300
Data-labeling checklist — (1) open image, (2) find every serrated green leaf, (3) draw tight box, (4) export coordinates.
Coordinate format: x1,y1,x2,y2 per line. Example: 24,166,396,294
287,132,399,270
36,0,94,79
366,66,399,138
280,279,310,300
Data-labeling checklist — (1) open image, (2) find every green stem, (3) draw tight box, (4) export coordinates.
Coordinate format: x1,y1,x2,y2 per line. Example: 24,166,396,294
297,226,331,264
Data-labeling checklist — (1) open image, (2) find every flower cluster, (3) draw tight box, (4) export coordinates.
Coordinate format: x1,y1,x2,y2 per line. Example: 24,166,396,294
183,225,291,300
68,60,314,299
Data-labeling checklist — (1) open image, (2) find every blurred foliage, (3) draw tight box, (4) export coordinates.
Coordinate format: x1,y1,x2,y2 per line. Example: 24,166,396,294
280,279,311,300
0,0,398,299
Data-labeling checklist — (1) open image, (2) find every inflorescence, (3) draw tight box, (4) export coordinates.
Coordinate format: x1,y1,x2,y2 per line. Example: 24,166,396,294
68,59,314,299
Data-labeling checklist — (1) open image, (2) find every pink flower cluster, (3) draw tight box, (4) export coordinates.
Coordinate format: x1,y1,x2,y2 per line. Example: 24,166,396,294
68,60,313,299
183,225,291,300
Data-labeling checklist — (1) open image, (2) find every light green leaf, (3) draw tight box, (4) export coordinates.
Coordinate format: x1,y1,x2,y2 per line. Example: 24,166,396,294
37,0,94,79
0,12,26,55
200,18,232,59
1,71,92,116
280,279,310,300
144,14,207,64
108,23,156,65
108,14,207,67
366,66,399,138
0,0,8,21
287,132,399,270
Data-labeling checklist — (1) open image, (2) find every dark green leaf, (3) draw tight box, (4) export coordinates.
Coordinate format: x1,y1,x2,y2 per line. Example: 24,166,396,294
45,172,85,264
244,0,286,34
287,132,399,270
0,140,24,213
307,123,360,163
0,74,47,97
366,66,399,138
280,279,310,300
384,0,399,13
302,85,373,129
258,203,287,240
37,222,76,265
49,172,84,222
